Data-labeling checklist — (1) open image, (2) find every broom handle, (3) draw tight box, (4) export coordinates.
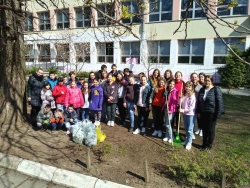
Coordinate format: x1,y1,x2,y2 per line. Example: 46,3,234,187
166,96,173,147
177,82,183,134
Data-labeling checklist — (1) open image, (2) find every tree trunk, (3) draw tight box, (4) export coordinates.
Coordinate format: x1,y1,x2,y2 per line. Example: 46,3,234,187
0,0,27,125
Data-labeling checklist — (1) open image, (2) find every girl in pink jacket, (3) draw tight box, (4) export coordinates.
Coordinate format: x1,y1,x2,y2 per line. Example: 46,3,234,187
179,81,196,150
64,81,84,119
163,79,178,143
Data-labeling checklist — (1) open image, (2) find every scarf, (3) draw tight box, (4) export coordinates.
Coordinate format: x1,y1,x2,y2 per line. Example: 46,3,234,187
32,72,44,82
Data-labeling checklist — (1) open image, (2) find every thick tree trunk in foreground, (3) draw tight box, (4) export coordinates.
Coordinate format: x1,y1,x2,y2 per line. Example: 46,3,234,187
0,0,27,125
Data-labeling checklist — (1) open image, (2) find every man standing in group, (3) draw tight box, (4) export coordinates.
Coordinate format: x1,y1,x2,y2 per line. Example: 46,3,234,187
96,64,107,80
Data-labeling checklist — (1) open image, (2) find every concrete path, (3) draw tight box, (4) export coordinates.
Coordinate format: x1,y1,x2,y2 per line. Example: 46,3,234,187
221,88,250,96
0,152,133,188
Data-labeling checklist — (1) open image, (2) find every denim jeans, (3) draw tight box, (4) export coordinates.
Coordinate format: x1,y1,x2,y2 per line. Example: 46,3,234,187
106,103,116,121
81,108,89,120
65,119,78,129
183,114,194,144
126,101,135,127
101,102,107,121
51,123,63,130
165,111,175,139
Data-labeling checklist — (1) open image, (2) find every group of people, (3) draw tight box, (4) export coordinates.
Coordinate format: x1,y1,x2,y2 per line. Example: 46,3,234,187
27,63,223,150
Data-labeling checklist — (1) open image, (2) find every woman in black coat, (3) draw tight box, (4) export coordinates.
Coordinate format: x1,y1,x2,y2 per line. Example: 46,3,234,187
196,75,223,150
27,68,45,125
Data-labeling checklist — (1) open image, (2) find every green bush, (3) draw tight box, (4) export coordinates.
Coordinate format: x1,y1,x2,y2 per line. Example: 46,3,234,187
25,66,37,75
46,67,59,74
76,71,90,78
59,72,68,77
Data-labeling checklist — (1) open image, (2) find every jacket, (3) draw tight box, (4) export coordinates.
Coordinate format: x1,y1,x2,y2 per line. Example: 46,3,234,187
197,86,223,120
134,84,151,108
50,114,64,124
164,88,179,113
95,70,102,80
123,84,136,103
103,81,118,103
27,73,44,107
52,84,68,104
175,80,185,98
36,109,53,124
150,87,165,107
41,89,56,109
64,87,84,108
181,93,196,116
89,85,103,111
64,109,78,122
45,78,58,89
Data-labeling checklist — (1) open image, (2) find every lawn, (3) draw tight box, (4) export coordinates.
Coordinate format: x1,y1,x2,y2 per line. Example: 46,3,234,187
0,94,249,188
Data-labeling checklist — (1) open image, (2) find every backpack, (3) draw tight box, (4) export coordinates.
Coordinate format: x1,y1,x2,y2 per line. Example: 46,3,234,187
214,86,225,114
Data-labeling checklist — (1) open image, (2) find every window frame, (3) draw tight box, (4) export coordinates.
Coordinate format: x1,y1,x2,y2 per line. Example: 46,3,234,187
149,0,173,22
25,44,35,62
38,12,51,31
75,7,91,28
217,0,248,16
38,44,51,62
120,41,140,64
96,42,114,63
181,0,206,19
55,43,70,63
148,40,171,64
178,39,205,64
122,1,141,24
25,14,33,32
56,9,70,29
97,4,115,26
74,43,91,63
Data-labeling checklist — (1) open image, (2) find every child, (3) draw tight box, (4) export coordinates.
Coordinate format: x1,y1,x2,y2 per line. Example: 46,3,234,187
64,104,78,134
133,76,151,134
50,109,64,133
52,77,68,111
116,71,127,126
63,77,69,87
41,83,56,109
77,77,85,89
64,81,84,119
89,79,103,126
103,73,118,126
123,75,136,132
81,81,90,120
179,81,196,150
36,104,53,130
163,79,178,143
150,78,166,138
45,71,58,90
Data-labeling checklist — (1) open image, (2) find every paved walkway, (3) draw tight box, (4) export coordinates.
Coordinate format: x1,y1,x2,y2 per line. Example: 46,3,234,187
221,88,250,96
0,166,66,188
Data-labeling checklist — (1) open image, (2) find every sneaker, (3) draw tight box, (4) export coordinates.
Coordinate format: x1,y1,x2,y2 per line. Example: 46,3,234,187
128,127,134,132
66,130,71,135
195,129,200,135
110,121,114,127
141,127,146,133
163,137,168,142
152,130,158,136
116,110,120,115
182,140,188,146
96,121,100,126
186,143,192,150
107,121,111,126
51,130,55,133
199,130,203,137
133,128,140,134
192,134,195,140
168,139,173,143
158,130,162,138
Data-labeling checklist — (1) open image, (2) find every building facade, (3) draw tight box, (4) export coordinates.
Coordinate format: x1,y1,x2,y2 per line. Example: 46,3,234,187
24,0,250,80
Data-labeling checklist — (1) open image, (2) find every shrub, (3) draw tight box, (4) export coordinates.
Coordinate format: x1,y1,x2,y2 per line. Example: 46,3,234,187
46,67,59,74
76,71,90,78
25,66,37,75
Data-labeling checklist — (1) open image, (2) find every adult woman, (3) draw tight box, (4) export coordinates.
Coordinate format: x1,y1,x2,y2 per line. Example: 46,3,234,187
103,73,118,126
88,71,96,87
199,72,205,85
164,69,174,85
148,69,161,89
27,68,45,126
197,75,223,150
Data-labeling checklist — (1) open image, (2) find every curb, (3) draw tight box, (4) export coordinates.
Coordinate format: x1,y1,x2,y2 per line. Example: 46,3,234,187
0,152,133,188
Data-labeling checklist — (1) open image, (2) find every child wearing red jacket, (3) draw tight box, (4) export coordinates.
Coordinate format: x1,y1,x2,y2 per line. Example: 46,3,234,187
52,77,68,111
50,109,64,133
64,81,84,119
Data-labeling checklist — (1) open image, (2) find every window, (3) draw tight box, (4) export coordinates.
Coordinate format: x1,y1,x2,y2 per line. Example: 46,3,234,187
55,44,70,62
149,0,173,22
121,42,140,64
178,39,205,64
75,7,91,28
25,15,33,31
213,38,245,64
25,45,34,61
148,41,170,64
181,0,206,19
122,1,141,24
74,43,90,63
38,44,50,62
217,0,247,16
57,10,69,29
97,4,115,26
38,12,51,31
96,43,113,63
